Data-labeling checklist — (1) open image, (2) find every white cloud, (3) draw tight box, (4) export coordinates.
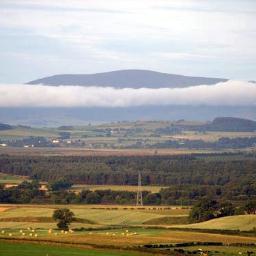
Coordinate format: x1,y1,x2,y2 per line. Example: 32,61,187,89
0,81,255,107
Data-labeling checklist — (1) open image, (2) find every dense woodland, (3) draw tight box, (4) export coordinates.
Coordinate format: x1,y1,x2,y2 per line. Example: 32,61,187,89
0,152,256,204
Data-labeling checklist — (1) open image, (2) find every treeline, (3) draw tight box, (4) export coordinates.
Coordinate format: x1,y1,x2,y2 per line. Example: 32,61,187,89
1,153,256,203
2,180,256,208
0,153,256,186
0,181,164,205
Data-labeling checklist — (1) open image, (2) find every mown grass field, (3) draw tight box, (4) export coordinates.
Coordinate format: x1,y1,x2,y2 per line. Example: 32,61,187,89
174,215,256,231
171,131,256,142
71,184,166,193
1,205,256,255
0,127,58,139
0,204,189,228
0,173,27,184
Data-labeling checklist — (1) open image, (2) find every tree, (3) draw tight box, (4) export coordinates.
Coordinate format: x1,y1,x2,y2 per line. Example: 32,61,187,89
189,198,219,223
244,200,256,214
144,193,161,205
86,192,101,204
219,202,235,217
52,208,74,230
50,179,73,191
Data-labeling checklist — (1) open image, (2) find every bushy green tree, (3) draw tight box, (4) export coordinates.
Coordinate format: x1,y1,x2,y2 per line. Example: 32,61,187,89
50,179,73,191
52,208,74,230
189,198,219,223
244,200,256,214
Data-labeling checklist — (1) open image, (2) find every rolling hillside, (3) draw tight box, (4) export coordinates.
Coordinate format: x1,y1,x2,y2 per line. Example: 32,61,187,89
175,215,256,231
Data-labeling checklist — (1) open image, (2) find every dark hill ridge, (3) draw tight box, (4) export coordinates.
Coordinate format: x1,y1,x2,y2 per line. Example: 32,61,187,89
27,69,228,88
0,123,12,131
205,117,256,132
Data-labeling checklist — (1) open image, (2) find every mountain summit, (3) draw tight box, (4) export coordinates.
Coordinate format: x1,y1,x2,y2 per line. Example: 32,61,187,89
27,70,228,89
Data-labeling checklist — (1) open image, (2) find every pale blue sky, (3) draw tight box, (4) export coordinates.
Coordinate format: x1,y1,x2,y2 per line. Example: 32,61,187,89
0,0,256,83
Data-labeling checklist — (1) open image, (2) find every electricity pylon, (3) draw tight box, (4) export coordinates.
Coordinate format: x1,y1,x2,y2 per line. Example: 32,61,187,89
136,172,143,206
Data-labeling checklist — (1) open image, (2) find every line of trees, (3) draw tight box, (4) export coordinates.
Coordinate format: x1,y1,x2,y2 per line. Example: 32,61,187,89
2,180,256,208
189,198,256,223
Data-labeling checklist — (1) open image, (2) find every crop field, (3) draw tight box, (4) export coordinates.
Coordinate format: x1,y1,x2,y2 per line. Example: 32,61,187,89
1,205,256,255
174,215,256,231
0,173,28,185
0,127,58,139
71,185,166,193
0,204,189,228
171,131,256,142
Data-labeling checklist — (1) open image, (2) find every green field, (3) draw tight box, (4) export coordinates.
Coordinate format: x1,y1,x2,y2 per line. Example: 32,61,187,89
0,241,148,256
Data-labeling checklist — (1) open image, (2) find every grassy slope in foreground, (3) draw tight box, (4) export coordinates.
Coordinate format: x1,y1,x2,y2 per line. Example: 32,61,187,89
175,215,256,231
0,241,147,256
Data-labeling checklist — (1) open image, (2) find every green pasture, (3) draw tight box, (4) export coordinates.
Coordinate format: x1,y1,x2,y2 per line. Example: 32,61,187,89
0,241,146,256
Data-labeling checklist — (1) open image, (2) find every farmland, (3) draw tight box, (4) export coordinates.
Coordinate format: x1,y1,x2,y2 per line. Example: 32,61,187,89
71,185,166,193
174,215,256,231
1,205,256,255
0,241,150,256
1,119,256,151
0,173,27,185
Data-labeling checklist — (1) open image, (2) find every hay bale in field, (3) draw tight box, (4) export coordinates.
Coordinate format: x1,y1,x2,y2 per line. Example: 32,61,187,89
8,233,12,237
1,230,5,234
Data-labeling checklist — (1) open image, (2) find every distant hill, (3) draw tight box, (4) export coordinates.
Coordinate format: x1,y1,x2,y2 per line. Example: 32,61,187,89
0,123,12,131
27,69,228,88
204,117,256,132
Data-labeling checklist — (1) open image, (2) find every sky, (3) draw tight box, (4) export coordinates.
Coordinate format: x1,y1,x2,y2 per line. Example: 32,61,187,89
0,0,256,83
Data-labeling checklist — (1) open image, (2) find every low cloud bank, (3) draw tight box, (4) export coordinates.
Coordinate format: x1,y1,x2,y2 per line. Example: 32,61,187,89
0,81,255,107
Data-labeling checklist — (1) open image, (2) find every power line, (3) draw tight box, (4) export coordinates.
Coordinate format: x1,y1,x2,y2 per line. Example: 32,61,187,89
136,172,143,206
